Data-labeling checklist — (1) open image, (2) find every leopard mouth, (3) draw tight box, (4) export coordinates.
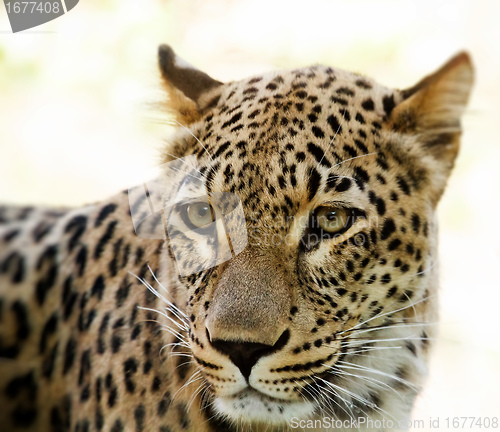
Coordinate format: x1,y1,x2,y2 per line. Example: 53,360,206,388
213,387,317,424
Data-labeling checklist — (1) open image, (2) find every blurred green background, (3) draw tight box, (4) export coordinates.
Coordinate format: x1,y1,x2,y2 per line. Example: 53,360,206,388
1,0,499,428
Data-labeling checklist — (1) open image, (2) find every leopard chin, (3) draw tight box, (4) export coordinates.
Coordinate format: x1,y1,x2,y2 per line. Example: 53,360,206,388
213,388,317,425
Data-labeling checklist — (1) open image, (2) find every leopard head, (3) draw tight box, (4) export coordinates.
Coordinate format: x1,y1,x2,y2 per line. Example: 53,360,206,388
155,45,473,428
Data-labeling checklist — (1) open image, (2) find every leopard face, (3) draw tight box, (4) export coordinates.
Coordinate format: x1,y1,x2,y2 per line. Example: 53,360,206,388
155,46,473,428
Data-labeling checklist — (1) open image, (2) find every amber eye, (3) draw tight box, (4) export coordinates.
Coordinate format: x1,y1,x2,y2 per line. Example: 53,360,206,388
184,202,215,229
313,206,351,234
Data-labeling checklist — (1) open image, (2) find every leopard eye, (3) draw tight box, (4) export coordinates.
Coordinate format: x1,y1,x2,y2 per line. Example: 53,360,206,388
184,202,215,229
313,206,351,234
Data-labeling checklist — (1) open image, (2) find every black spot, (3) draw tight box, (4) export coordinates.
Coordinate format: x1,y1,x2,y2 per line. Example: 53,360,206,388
343,145,357,158
222,112,242,129
3,229,20,242
361,98,374,111
109,238,123,277
91,275,106,300
405,341,417,356
97,313,110,354
375,198,386,216
134,404,146,432
63,337,77,375
111,419,124,432
75,246,87,277
386,286,397,298
94,220,118,259
5,371,37,401
355,112,365,124
335,178,351,193
380,274,391,284
353,139,369,155
214,141,231,158
397,176,410,195
411,214,421,234
353,167,370,191
157,393,172,417
33,221,53,242
388,239,402,251
380,219,396,240
355,79,372,89
111,335,123,353
65,215,87,252
80,384,90,402
35,246,59,306
339,108,351,121
95,407,104,431
336,87,354,96
11,405,37,427
307,142,330,167
124,358,138,393
108,386,118,408
326,115,342,134
115,277,131,308
383,95,396,116
177,403,190,429
325,174,338,192
330,96,348,106
39,313,58,354
151,376,161,392
308,113,317,123
312,126,325,139
78,349,92,385
296,152,306,162
307,167,322,202
95,204,118,228
12,301,30,340
62,278,78,320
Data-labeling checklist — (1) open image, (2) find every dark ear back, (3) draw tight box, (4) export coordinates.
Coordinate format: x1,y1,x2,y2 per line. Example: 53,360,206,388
158,45,223,124
389,52,474,171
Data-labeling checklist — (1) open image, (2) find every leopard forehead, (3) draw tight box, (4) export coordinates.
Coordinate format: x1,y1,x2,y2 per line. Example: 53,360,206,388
165,65,407,212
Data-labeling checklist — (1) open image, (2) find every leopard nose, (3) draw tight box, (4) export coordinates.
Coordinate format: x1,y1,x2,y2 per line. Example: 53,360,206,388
208,329,290,381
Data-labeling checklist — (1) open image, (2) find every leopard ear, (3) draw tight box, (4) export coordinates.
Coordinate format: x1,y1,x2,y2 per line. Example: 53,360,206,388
389,52,474,172
158,45,223,125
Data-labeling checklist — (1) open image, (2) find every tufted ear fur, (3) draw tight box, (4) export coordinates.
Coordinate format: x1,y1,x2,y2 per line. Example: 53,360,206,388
388,52,474,183
158,45,223,125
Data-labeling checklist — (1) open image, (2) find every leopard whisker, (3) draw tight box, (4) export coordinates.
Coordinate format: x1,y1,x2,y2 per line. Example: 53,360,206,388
315,376,372,419
302,377,354,422
342,335,433,345
138,306,189,332
344,321,437,337
187,379,209,413
327,151,379,172
166,119,214,160
162,150,207,178
319,376,397,423
327,364,405,399
338,294,436,335
146,265,190,320
343,346,404,356
172,369,202,401
337,360,418,391
316,115,344,169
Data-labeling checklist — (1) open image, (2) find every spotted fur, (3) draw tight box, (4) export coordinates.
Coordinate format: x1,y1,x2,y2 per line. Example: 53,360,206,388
0,46,473,432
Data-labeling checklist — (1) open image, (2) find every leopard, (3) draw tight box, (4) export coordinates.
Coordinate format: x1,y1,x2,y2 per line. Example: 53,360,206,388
0,45,473,432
